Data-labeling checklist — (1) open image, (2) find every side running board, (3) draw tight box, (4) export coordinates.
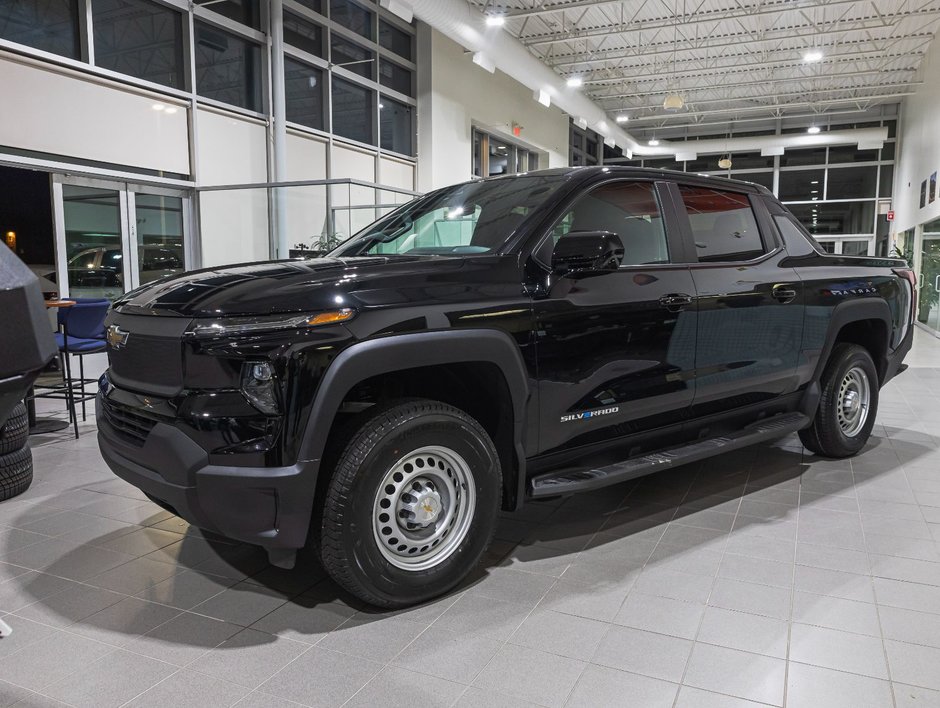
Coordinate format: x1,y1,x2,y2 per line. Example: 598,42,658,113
530,412,810,498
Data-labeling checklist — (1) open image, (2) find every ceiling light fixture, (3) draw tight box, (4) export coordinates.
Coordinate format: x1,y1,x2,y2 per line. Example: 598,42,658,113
663,94,684,111
807,125,821,134
615,114,629,123
534,89,551,107
648,138,660,146
485,15,505,27
566,76,583,88
803,50,823,63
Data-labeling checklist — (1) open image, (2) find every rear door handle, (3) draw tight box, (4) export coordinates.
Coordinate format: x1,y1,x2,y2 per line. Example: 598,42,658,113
772,285,797,303
659,293,693,312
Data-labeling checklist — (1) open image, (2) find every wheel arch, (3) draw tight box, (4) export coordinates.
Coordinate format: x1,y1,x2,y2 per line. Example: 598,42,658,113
297,329,531,512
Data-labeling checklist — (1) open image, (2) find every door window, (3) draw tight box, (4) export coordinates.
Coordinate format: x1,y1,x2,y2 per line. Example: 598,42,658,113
678,186,764,262
553,182,669,265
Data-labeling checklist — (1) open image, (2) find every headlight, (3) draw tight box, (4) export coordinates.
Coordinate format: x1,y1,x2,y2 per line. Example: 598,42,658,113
241,361,279,415
185,309,355,338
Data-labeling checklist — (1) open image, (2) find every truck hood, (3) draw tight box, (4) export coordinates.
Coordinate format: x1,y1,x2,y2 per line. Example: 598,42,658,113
113,256,468,317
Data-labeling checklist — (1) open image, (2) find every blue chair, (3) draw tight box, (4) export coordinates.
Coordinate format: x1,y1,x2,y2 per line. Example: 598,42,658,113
56,299,109,435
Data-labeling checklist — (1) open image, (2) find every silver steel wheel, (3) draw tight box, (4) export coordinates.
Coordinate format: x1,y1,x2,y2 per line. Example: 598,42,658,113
837,366,871,437
372,445,476,571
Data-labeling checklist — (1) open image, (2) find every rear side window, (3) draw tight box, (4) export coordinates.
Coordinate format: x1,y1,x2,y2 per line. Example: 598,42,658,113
678,185,764,262
552,181,669,265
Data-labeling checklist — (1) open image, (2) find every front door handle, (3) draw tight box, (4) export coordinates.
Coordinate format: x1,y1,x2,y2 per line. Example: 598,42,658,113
660,293,693,312
772,285,797,304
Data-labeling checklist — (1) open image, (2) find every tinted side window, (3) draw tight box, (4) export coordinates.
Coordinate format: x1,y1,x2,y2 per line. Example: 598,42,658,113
678,186,764,262
554,182,669,265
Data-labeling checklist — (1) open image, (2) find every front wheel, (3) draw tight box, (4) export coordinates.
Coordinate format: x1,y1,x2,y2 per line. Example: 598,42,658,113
799,343,879,458
318,399,501,608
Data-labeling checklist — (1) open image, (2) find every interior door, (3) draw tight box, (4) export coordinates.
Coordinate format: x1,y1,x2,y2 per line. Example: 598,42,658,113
53,177,190,300
919,233,940,335
533,180,697,455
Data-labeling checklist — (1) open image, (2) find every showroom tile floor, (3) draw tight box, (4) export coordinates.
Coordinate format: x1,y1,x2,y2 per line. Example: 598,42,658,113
1,329,940,708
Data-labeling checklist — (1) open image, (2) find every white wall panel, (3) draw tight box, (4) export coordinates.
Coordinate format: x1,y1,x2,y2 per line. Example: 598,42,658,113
196,108,267,185
285,132,328,181
0,53,189,174
331,143,376,182
199,190,269,267
380,156,416,191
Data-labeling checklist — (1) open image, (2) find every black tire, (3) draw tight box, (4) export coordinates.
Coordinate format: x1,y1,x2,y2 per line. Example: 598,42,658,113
0,446,33,501
799,343,879,458
0,403,29,456
318,398,501,608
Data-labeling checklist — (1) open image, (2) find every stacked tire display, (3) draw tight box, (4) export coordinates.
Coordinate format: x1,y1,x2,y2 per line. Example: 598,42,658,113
0,403,32,501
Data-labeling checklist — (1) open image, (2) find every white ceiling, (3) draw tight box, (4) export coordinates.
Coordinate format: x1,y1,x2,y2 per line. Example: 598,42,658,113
470,0,940,135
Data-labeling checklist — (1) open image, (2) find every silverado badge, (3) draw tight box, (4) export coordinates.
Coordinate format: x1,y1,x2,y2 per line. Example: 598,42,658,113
106,325,130,349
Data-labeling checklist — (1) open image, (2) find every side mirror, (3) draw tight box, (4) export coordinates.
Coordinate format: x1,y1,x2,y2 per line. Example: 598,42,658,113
551,231,624,275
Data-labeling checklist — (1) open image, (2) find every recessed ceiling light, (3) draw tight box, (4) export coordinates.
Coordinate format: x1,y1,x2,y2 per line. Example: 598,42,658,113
486,15,505,26
811,180,819,184
566,76,583,88
807,126,821,134
615,115,629,123
648,139,660,146
803,50,824,63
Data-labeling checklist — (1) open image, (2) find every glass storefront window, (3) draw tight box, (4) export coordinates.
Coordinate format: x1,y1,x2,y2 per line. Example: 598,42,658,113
827,166,877,200
135,194,184,284
331,76,374,144
732,172,773,190
92,0,185,89
62,185,124,300
379,96,413,156
293,0,323,13
331,34,374,79
828,145,879,164
0,0,80,59
379,58,413,96
331,0,372,39
881,142,896,161
202,0,260,30
779,169,825,201
879,165,894,198
472,130,483,178
727,152,774,170
194,21,262,111
284,11,324,57
780,146,827,167
786,201,875,236
841,239,870,256
285,57,324,130
379,19,412,60
488,138,511,176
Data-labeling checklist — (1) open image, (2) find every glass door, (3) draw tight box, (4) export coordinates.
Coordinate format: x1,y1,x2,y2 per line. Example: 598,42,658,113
919,233,940,335
53,177,191,300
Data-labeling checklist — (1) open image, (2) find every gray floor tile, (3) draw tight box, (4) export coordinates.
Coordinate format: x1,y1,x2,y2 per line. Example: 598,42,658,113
125,669,250,708
508,609,608,661
316,614,426,663
791,591,882,636
124,611,242,666
191,582,289,627
874,577,940,613
786,662,893,708
67,596,181,647
454,686,544,708
467,567,556,605
88,556,182,595
567,664,678,708
0,571,77,615
613,592,705,640
393,625,501,685
793,565,876,603
592,625,693,683
674,685,769,708
0,629,114,691
136,569,238,610
795,543,871,575
232,691,308,708
434,593,532,641
258,645,383,707
187,628,309,689
789,623,889,679
0,616,58,660
632,567,715,604
894,683,940,708
13,583,125,628
871,554,940,587
472,643,585,708
43,648,176,708
880,605,940,648
718,554,793,588
536,577,631,623
249,598,355,644
95,527,182,557
344,666,465,708
885,640,940,691
697,606,788,658
683,643,786,706
707,577,791,620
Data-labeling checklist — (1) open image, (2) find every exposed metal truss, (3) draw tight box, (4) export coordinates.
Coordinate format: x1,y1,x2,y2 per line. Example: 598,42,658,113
470,0,940,130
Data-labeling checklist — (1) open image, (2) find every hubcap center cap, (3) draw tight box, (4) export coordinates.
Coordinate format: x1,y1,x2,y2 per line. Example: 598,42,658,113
843,389,859,414
398,482,443,528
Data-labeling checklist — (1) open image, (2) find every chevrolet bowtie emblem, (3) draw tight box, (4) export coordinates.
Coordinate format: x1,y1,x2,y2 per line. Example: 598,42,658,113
106,324,130,349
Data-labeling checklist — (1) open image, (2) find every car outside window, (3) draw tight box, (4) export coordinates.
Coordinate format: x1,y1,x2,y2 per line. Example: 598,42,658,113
679,185,764,262
553,181,669,266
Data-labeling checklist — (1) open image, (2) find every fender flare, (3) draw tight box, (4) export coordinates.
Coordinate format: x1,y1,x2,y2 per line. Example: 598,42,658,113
297,329,531,505
800,298,893,416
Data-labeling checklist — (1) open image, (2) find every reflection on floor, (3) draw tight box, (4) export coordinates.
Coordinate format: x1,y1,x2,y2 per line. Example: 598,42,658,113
0,330,938,708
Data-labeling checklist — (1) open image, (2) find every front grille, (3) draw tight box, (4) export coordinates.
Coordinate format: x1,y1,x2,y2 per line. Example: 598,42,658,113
105,313,190,397
100,396,157,446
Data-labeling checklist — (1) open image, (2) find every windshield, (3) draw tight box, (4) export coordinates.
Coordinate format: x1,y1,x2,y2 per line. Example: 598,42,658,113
332,173,569,257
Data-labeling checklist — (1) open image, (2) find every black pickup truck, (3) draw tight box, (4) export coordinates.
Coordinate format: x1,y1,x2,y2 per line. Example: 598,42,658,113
97,167,916,607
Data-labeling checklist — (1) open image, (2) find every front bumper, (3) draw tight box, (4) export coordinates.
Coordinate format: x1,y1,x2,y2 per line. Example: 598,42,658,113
96,391,318,550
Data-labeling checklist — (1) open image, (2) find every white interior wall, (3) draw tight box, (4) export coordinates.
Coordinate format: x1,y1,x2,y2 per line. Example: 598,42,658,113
283,131,329,249
416,27,569,192
0,52,189,175
894,38,940,234
196,108,270,267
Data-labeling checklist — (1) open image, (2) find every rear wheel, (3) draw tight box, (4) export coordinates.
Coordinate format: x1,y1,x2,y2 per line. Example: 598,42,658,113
318,399,501,608
800,343,879,458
